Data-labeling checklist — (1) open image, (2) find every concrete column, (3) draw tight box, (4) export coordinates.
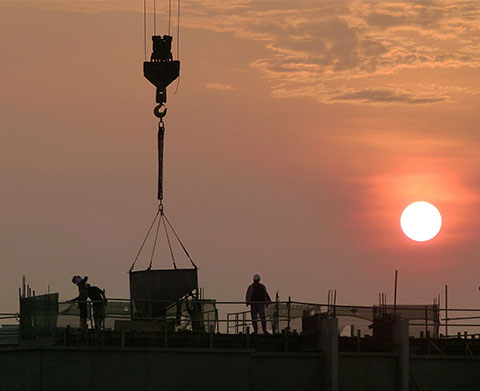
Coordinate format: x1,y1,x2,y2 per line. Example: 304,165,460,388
392,314,409,391
319,317,338,391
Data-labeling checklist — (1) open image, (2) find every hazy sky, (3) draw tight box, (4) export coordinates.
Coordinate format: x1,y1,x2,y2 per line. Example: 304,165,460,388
1,0,480,314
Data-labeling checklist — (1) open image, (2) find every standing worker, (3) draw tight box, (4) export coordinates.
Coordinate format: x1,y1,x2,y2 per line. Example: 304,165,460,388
245,274,271,334
70,275,89,330
88,285,107,330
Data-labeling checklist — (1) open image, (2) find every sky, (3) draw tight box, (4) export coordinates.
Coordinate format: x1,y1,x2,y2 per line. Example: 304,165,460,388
1,0,480,315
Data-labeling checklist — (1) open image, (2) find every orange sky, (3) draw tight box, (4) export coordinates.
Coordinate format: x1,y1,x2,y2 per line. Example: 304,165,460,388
1,1,480,314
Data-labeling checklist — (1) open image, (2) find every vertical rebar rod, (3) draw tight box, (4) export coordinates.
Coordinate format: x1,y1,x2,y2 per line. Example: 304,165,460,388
377,293,382,316
327,290,330,316
394,270,398,312
274,291,279,334
287,296,291,332
425,306,428,337
445,285,448,337
333,289,337,318
437,293,441,337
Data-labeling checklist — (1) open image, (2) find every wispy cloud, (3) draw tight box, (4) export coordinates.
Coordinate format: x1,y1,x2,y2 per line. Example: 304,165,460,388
184,1,480,105
331,88,447,105
206,82,235,91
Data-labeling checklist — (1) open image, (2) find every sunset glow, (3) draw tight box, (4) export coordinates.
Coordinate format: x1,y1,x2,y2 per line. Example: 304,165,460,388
400,202,442,242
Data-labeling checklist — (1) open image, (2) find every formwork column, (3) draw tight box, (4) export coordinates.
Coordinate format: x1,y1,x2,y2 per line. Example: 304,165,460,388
392,314,409,391
319,317,338,391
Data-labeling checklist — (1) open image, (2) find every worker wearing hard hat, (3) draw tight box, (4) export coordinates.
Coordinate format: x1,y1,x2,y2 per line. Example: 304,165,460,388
88,285,107,331
70,275,89,330
245,274,272,335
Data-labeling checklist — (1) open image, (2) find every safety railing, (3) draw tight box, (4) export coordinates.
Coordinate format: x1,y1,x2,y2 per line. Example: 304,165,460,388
21,297,313,336
16,296,480,339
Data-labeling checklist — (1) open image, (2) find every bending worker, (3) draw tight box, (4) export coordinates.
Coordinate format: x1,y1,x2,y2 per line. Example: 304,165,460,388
245,274,271,335
88,285,107,331
70,275,89,330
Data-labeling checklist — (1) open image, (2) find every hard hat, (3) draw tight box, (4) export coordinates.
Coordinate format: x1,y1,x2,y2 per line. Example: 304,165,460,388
253,274,260,281
72,276,81,284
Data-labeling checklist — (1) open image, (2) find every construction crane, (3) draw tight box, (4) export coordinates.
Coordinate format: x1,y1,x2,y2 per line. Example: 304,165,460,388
130,0,196,274
128,1,198,320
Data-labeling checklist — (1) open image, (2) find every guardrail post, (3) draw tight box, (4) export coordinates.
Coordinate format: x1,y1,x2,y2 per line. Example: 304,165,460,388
246,327,250,349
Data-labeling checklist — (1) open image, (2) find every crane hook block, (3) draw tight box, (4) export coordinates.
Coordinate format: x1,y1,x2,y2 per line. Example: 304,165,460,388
143,35,180,104
154,105,167,119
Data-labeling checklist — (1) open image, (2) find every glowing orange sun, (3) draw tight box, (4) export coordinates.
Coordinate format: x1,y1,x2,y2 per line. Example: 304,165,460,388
400,201,442,242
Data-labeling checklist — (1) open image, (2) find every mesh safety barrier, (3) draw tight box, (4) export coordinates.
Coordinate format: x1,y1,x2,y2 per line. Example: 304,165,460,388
20,293,59,339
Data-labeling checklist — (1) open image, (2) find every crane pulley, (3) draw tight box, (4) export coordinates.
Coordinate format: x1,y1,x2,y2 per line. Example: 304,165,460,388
144,35,180,107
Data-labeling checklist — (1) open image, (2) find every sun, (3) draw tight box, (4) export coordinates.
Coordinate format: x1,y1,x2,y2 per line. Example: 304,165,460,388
400,201,442,242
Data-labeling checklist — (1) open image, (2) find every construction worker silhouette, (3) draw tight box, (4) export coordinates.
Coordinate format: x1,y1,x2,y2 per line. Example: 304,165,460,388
70,275,89,330
245,274,271,334
88,285,107,330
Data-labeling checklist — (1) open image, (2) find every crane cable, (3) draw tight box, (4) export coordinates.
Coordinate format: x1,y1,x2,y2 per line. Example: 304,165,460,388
168,0,172,35
176,0,180,59
148,207,162,269
143,0,147,61
153,0,157,35
130,206,161,272
130,204,197,271
174,0,181,93
144,1,181,65
161,211,177,269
